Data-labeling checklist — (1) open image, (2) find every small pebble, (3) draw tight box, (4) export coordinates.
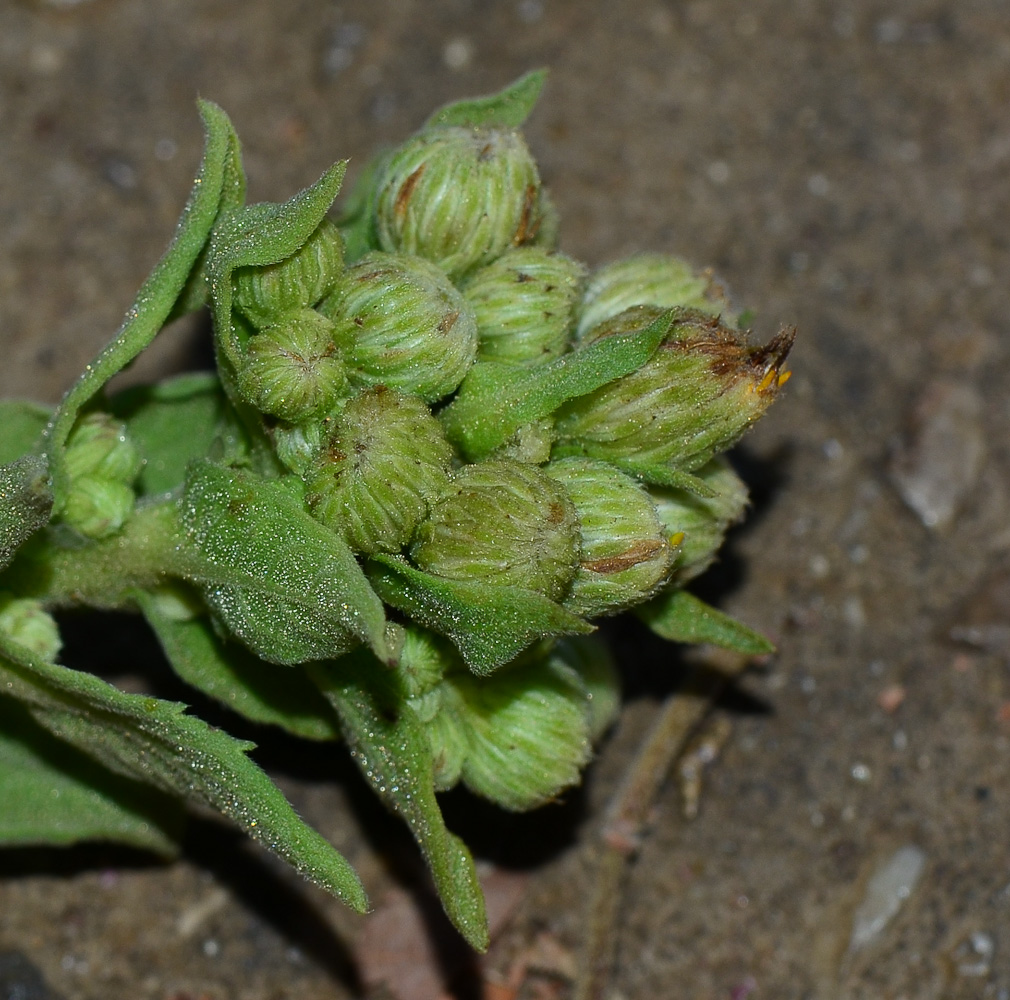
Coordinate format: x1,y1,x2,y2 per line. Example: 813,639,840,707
849,844,926,951
877,684,906,713
442,37,473,71
953,929,994,977
889,380,984,530
850,762,872,783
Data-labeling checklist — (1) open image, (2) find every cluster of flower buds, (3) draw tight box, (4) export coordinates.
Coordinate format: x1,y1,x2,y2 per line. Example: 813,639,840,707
216,75,792,810
59,412,142,539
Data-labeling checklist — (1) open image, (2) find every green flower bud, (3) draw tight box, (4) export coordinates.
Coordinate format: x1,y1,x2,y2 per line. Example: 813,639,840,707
545,457,674,617
397,625,453,698
443,652,593,811
488,416,555,464
548,635,620,741
61,475,135,539
321,251,478,402
461,247,586,365
235,308,346,422
555,307,795,473
650,455,749,584
0,593,61,661
271,416,331,476
575,253,734,341
423,682,468,792
374,125,543,280
233,216,344,328
531,186,560,251
396,628,470,790
64,412,141,485
410,459,580,600
305,387,454,554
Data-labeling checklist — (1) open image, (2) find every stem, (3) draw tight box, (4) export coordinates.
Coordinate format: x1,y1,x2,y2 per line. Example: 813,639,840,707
574,651,751,1000
1,500,188,611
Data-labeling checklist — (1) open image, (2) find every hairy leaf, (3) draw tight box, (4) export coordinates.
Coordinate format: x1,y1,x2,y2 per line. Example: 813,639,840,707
0,456,53,573
367,554,592,675
636,588,774,655
439,308,678,460
0,629,366,911
0,695,183,853
111,373,227,496
181,461,390,664
138,590,341,741
43,101,239,510
0,401,50,465
312,657,489,950
336,150,387,264
425,69,547,130
204,162,347,371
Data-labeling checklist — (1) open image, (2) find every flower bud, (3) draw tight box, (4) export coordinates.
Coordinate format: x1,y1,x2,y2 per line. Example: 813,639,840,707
397,625,454,698
460,247,586,365
321,251,478,402
235,308,346,422
649,455,749,583
545,458,674,617
305,387,454,554
488,416,555,464
555,307,794,473
575,253,734,340
531,186,560,250
548,635,620,741
233,217,344,328
61,475,135,539
374,125,543,280
64,412,142,485
444,651,593,810
423,683,468,791
0,593,61,661
395,627,470,790
271,417,330,476
410,459,579,601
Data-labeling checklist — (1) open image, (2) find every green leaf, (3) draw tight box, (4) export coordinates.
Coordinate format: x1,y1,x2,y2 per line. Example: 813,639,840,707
0,629,367,912
425,69,547,130
204,161,347,372
137,589,341,741
336,150,387,264
601,460,719,497
311,657,489,951
180,461,390,664
439,308,678,461
0,401,50,465
43,101,239,511
0,695,183,853
636,589,774,655
110,373,227,496
165,114,247,322
0,455,53,574
367,554,593,675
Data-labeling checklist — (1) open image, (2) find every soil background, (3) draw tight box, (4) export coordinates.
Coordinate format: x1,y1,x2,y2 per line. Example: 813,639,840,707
2,1,1009,998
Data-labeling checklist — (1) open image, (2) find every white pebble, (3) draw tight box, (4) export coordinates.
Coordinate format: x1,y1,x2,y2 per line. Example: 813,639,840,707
849,844,926,951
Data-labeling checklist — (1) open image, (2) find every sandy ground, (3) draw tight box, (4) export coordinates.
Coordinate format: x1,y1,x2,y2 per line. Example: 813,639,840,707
2,1,1010,997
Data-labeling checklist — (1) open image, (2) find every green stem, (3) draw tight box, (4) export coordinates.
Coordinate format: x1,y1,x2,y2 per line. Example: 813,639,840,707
1,501,188,611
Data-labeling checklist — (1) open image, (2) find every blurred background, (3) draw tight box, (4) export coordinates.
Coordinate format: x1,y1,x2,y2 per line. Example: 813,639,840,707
2,1,1009,997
